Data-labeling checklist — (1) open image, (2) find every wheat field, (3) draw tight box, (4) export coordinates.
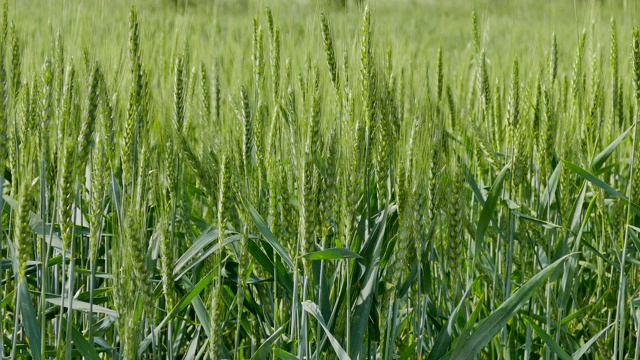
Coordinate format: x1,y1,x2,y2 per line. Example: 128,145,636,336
2,0,640,358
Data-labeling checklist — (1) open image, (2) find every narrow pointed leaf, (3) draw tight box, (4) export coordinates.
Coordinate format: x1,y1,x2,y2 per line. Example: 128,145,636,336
451,254,572,358
61,318,101,360
571,323,614,359
524,317,572,360
562,160,640,215
475,162,510,256
247,238,294,296
250,325,287,360
174,234,239,279
275,349,299,360
302,300,350,360
138,269,215,354
513,210,562,229
592,124,634,171
303,248,363,261
349,205,390,358
45,296,118,318
173,227,221,275
184,329,200,360
19,280,42,360
243,198,295,269
538,162,563,215
428,278,481,360
398,342,418,360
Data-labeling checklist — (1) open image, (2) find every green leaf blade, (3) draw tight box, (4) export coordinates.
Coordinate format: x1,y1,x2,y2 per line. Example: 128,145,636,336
451,254,572,358
303,247,363,261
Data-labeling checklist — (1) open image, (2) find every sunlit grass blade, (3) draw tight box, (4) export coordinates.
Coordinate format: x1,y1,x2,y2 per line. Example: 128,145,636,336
247,237,294,296
349,205,391,358
172,227,221,274
562,159,640,215
303,248,363,261
512,210,562,229
427,277,482,360
398,342,418,360
173,233,239,279
44,296,118,318
60,318,101,360
275,349,299,360
18,279,42,360
524,316,572,360
138,269,215,354
444,295,485,359
250,324,287,360
243,197,295,269
302,300,350,360
538,161,563,216
591,123,634,171
184,328,200,360
571,323,614,359
559,187,595,309
475,162,510,257
451,254,573,358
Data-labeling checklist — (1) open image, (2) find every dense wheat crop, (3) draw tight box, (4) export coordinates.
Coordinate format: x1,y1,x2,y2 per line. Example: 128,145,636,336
2,0,640,358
